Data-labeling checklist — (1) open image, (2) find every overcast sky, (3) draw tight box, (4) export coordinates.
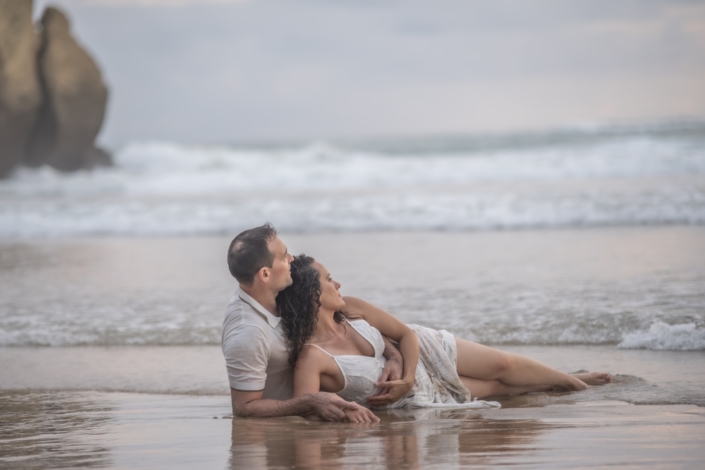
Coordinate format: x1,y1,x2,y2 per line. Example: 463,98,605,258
33,0,705,147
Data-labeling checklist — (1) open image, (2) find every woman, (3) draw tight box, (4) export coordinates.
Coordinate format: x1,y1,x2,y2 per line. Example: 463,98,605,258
277,255,611,422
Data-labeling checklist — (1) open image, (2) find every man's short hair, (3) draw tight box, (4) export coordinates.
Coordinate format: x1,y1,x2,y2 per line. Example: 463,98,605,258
227,223,278,285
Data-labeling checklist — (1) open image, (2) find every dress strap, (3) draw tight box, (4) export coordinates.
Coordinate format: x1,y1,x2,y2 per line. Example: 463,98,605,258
305,343,334,357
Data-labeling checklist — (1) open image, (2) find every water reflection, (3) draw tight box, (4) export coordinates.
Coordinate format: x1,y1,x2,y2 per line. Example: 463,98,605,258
229,408,554,469
0,391,113,469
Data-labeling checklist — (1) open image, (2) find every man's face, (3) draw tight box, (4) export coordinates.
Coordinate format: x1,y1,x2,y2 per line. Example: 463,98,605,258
267,236,293,291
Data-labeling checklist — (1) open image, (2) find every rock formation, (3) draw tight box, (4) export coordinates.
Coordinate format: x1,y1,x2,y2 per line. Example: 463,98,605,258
0,0,42,178
0,2,111,178
25,6,111,171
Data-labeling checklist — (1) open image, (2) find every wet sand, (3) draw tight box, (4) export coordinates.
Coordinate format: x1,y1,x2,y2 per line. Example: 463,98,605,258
2,390,704,469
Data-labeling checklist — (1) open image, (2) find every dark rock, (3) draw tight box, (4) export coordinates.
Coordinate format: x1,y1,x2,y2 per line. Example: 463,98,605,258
0,0,42,178
25,6,111,171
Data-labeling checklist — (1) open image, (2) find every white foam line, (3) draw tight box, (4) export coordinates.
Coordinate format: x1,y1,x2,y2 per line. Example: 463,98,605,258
618,322,705,351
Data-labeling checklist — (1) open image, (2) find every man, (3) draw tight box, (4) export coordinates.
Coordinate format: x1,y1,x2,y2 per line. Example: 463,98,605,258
222,223,403,421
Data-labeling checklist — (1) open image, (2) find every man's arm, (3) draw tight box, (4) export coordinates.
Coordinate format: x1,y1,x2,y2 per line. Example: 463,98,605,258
373,335,403,388
381,335,403,380
224,324,356,420
230,388,357,421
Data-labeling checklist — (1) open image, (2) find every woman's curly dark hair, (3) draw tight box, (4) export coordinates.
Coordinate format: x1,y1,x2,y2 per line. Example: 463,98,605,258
277,254,346,367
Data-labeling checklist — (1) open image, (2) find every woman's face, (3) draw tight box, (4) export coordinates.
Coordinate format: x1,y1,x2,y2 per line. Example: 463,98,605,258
313,261,346,312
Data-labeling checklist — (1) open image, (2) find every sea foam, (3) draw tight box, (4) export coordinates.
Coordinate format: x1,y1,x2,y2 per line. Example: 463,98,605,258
618,321,705,351
1,121,704,237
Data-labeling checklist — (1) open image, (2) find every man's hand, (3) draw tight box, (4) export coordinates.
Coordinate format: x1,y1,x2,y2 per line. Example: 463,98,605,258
367,378,414,407
368,355,406,407
308,392,365,422
379,356,403,383
234,390,370,423
367,336,404,406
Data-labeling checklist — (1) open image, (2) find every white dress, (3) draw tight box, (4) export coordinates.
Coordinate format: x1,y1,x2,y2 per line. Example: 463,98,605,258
307,319,501,409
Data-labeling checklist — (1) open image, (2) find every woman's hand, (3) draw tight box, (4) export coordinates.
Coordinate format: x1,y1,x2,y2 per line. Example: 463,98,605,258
342,404,380,423
367,378,414,407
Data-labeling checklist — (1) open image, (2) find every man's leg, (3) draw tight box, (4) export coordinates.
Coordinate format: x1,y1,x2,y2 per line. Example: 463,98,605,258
454,338,589,391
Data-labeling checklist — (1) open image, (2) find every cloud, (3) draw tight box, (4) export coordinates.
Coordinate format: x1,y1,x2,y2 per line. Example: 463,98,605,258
31,0,705,145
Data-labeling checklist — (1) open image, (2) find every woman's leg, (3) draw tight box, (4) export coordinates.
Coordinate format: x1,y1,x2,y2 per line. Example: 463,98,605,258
459,376,553,399
454,337,589,391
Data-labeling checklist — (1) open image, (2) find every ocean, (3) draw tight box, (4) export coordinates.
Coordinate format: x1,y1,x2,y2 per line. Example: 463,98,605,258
1,120,703,353
1,120,704,237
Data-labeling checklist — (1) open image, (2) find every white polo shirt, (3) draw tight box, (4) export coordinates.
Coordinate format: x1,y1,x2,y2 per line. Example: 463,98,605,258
221,287,293,400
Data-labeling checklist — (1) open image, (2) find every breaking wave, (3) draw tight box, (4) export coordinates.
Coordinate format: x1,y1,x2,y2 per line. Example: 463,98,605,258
618,321,705,351
2,120,705,237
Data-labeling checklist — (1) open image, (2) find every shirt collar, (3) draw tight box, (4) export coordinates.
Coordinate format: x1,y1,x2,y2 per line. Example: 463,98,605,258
238,287,281,328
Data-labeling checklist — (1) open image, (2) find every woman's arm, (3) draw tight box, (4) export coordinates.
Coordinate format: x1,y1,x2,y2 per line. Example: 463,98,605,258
294,346,380,423
342,296,419,406
294,347,325,397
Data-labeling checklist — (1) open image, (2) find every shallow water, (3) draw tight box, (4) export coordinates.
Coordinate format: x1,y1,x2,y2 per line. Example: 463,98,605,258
2,227,704,351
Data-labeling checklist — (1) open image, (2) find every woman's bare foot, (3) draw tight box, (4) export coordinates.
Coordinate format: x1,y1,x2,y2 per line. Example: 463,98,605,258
552,372,607,392
572,372,611,386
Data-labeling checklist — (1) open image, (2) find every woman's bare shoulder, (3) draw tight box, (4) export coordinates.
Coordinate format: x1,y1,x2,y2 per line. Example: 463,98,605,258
296,344,333,371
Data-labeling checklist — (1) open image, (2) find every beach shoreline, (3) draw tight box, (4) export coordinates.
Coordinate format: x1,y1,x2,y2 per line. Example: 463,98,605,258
2,344,704,405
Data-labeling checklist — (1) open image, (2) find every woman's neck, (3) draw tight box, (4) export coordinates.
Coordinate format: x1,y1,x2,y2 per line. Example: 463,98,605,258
312,307,341,342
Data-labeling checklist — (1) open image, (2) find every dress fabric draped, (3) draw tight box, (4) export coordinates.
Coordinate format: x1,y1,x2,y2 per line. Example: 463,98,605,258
309,319,501,409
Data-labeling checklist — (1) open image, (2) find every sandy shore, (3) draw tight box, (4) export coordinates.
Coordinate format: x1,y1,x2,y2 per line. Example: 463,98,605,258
2,389,704,469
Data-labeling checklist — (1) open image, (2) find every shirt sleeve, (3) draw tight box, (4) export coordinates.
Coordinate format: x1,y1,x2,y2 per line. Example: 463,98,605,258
222,324,270,391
